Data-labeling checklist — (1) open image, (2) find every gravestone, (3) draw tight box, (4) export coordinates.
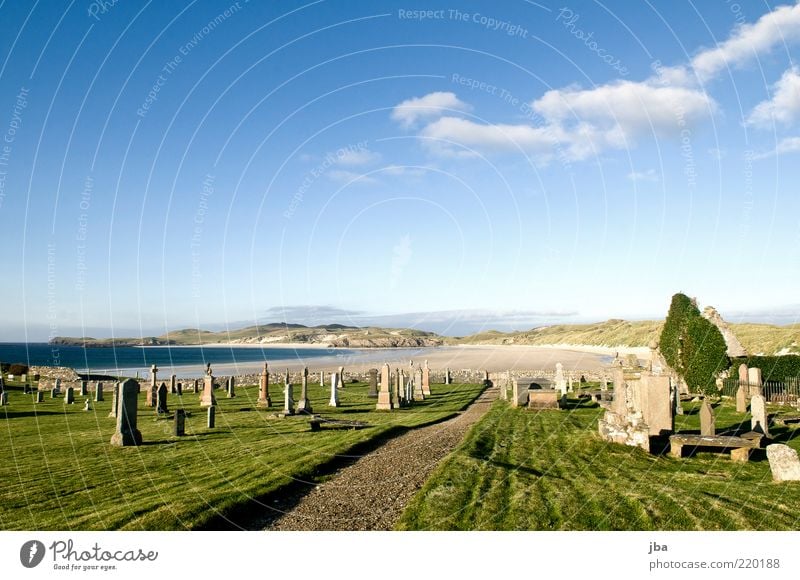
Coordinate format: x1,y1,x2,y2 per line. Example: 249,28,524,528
328,372,340,407
109,383,119,418
207,406,215,428
511,380,529,408
200,364,216,407
95,382,104,402
21,373,27,383
83,399,91,411
500,370,509,401
257,363,271,408
170,374,177,394
65,387,75,405
377,364,392,410
338,366,345,387
555,363,567,396
174,409,186,436
367,368,379,398
23,383,31,395
192,379,199,394
297,367,312,413
670,378,683,416
54,378,62,393
445,368,451,385
147,364,159,407
766,444,800,482
226,376,235,399
110,379,142,447
601,375,608,391
156,382,169,414
319,371,324,387
34,391,43,403
699,400,715,436
738,363,748,385
284,379,295,415
176,382,182,396
80,380,88,397
413,368,425,400
612,367,626,415
748,367,763,396
393,369,402,408
736,385,747,413
0,392,7,406
750,394,769,437
640,374,674,436
50,387,57,399
422,361,431,396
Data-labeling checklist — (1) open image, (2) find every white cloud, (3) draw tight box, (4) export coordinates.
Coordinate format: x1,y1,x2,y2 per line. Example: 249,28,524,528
335,148,381,166
746,66,800,128
751,136,800,159
382,165,429,177
327,169,378,184
391,92,471,128
691,2,800,82
627,169,659,182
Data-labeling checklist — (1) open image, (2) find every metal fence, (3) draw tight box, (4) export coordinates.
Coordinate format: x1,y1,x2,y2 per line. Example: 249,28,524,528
721,377,800,403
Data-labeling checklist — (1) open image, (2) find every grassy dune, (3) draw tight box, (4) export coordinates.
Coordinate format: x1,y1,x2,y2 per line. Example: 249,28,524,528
0,379,483,530
398,397,800,530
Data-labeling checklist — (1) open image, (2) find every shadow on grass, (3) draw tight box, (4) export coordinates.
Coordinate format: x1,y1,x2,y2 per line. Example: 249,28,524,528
1,410,68,418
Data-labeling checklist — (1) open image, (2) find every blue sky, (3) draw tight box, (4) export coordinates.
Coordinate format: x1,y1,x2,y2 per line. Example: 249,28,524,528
0,0,799,340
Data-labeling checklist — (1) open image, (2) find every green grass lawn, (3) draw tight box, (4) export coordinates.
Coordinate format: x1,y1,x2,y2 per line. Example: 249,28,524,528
397,396,800,530
0,379,484,530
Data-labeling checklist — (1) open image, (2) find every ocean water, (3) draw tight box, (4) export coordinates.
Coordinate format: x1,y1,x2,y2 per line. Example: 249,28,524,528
0,343,360,374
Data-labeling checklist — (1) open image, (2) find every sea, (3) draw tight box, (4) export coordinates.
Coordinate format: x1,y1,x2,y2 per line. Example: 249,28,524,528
0,342,376,376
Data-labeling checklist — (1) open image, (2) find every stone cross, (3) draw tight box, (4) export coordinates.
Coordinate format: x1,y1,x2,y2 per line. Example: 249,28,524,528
328,372,340,407
297,366,312,413
735,385,747,413
147,364,159,407
200,366,216,407
65,386,75,405
750,394,769,437
367,368,379,398
110,379,142,447
699,400,715,436
95,382,104,402
422,361,431,396
258,363,271,408
377,364,392,410
157,382,169,414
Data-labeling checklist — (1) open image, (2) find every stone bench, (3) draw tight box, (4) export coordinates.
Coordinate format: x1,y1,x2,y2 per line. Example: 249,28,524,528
309,417,369,432
669,434,759,462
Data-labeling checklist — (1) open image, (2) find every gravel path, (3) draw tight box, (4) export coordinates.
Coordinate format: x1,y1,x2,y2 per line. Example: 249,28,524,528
265,385,497,530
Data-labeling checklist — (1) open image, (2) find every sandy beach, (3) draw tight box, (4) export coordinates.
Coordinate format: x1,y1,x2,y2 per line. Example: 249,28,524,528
117,343,629,378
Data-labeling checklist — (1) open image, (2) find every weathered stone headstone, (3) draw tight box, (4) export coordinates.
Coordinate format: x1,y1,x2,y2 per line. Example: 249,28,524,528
699,400,715,436
174,409,186,436
50,387,57,399
377,364,392,410
445,368,451,385
750,394,769,437
297,367,312,413
500,370,509,401
176,382,182,396
367,368,379,398
640,374,674,436
766,444,800,482
200,364,216,407
65,387,75,405
147,364,158,407
0,392,7,406
226,376,235,398
156,382,169,414
338,366,345,387
192,379,199,394
567,375,573,393
207,406,215,428
109,383,119,418
95,382,104,401
555,363,567,396
738,363,748,385
83,399,91,411
258,363,271,408
392,368,402,408
736,385,747,413
670,378,683,416
110,379,142,447
34,391,43,403
511,380,528,408
80,380,88,397
328,372,340,407
284,378,295,415
422,361,431,396
748,367,763,396
170,374,177,394
413,368,424,400
54,378,62,393
319,371,325,387
600,374,608,391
